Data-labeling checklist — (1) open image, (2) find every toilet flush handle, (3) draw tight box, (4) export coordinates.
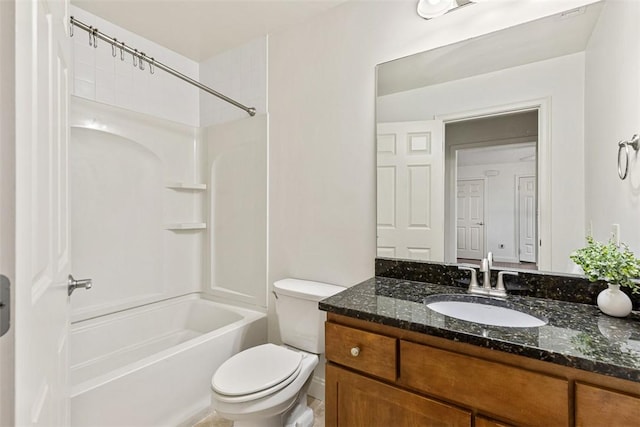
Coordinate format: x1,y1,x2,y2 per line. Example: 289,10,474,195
350,347,360,357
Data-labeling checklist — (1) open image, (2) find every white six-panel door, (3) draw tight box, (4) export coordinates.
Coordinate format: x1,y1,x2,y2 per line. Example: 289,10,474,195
456,179,485,260
377,120,444,261
518,175,537,263
15,0,71,425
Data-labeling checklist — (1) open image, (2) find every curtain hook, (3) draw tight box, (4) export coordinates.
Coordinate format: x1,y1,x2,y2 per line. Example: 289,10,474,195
149,58,155,74
88,26,93,46
133,49,138,67
92,29,98,48
139,53,145,70
120,42,125,61
112,38,117,57
69,16,74,37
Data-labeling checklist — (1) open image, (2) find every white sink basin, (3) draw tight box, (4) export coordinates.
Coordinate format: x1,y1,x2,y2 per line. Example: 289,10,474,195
426,298,547,328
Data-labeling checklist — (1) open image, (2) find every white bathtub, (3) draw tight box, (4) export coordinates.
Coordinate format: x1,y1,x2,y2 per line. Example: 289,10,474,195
70,294,267,426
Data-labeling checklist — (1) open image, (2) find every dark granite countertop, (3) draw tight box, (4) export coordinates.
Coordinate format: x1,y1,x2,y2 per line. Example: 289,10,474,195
319,276,640,383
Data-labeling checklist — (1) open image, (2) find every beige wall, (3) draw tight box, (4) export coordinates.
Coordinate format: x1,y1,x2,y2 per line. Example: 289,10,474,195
0,0,15,425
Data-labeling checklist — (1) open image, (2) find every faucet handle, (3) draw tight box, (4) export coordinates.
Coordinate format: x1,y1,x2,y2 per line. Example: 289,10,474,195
496,271,519,291
458,266,479,291
487,252,493,269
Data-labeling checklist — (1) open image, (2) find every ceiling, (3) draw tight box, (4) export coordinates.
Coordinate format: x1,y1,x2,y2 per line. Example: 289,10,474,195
71,0,350,61
377,2,603,96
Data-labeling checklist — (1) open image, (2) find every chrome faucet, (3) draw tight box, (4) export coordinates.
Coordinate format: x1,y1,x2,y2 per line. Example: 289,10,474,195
462,252,518,297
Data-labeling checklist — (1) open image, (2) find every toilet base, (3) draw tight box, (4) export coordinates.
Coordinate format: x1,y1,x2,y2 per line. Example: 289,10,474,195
232,391,314,427
282,392,313,427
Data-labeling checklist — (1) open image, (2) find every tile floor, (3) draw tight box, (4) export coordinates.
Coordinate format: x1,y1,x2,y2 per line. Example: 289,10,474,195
193,397,325,427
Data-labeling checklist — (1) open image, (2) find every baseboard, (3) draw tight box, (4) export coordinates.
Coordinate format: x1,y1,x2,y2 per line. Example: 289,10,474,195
308,374,325,401
493,256,520,264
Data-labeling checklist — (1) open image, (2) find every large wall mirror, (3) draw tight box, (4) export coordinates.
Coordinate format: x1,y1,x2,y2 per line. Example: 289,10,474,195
376,0,640,274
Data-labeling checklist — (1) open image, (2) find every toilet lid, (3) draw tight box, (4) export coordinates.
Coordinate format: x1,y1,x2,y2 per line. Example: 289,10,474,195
212,344,303,397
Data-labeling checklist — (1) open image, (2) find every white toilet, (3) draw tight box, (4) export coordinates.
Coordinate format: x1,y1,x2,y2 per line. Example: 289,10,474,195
211,278,343,427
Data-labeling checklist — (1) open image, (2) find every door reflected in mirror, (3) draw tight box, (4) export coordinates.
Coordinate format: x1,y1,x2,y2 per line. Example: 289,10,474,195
376,1,640,274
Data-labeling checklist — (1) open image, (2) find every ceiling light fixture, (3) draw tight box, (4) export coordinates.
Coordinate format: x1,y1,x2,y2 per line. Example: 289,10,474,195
417,0,478,20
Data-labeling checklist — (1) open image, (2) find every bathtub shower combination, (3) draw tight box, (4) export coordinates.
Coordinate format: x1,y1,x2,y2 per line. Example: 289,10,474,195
70,295,266,426
69,97,268,425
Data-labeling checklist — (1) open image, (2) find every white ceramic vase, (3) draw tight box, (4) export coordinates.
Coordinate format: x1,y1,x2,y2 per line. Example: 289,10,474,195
597,284,632,317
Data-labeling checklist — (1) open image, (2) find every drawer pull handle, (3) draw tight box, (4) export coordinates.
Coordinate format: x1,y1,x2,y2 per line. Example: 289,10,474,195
350,346,360,357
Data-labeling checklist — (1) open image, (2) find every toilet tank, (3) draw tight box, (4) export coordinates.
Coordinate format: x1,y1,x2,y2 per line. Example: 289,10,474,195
273,278,344,354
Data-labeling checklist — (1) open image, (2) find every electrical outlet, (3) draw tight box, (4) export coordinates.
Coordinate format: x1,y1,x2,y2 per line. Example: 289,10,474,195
612,224,620,246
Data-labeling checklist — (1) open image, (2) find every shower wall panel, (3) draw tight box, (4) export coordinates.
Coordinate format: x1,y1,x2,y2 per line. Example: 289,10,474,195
70,97,204,322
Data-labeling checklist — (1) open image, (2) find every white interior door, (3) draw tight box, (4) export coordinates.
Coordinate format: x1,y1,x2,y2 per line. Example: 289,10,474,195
377,120,444,261
456,179,485,260
518,175,537,263
15,0,71,425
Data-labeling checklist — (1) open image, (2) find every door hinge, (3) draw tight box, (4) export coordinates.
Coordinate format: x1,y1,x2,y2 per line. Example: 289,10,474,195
0,275,10,338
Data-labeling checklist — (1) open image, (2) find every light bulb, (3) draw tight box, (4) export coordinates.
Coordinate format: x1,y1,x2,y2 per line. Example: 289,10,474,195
417,0,456,19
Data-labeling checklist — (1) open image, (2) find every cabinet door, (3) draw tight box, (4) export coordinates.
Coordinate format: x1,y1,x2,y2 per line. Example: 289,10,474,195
576,382,640,427
326,364,471,427
475,415,513,427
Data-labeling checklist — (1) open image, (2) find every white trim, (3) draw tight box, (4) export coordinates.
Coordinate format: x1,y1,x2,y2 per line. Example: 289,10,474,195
307,375,325,401
437,97,551,270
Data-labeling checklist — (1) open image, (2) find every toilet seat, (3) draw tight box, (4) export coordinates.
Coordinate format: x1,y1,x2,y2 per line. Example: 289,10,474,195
212,344,303,403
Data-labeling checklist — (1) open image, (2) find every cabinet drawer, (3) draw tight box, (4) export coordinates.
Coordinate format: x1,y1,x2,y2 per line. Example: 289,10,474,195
399,340,569,426
575,382,640,426
325,322,397,381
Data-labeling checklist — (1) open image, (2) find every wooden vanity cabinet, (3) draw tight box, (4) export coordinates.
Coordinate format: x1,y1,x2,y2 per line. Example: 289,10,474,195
325,313,640,427
475,416,514,427
575,382,640,426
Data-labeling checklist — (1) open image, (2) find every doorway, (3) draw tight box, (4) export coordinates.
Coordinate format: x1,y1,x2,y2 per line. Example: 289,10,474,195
444,110,539,271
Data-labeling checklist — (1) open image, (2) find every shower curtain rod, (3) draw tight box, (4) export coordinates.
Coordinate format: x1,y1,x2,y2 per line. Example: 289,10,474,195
69,16,256,117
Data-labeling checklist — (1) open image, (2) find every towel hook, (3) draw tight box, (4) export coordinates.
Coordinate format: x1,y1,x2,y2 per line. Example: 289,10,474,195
617,134,639,180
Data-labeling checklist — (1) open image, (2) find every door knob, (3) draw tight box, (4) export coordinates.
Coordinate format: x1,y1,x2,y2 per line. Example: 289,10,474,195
68,274,93,296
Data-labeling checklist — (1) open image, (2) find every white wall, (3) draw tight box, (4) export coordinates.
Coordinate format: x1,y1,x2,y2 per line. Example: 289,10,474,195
585,0,640,253
199,37,267,127
458,161,536,262
267,0,597,308
378,52,586,271
70,6,199,127
0,0,15,425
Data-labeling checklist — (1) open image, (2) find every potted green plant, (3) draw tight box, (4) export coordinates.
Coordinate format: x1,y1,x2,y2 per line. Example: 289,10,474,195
570,236,640,317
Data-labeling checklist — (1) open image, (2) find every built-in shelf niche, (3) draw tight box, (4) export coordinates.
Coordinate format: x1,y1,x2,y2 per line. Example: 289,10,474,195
165,182,207,191
164,223,207,230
